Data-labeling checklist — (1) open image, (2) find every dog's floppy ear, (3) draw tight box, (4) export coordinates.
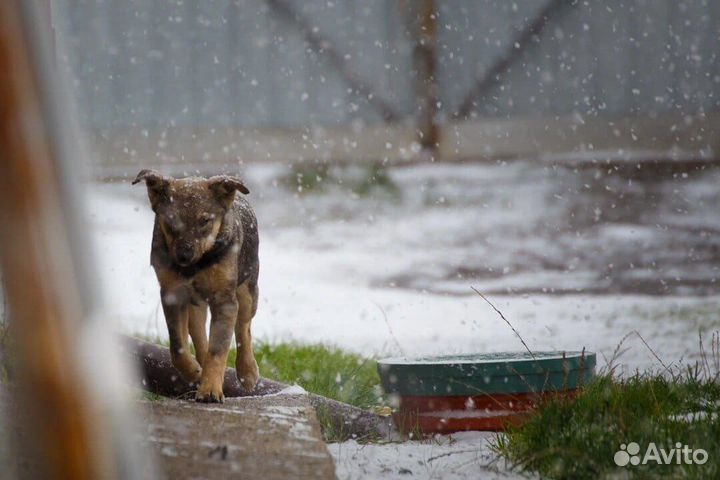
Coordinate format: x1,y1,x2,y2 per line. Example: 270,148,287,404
132,169,169,209
208,175,250,204
132,169,166,187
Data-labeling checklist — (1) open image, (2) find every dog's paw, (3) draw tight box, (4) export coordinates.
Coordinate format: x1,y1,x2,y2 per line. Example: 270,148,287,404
181,366,202,384
172,355,203,384
195,381,225,403
235,359,259,393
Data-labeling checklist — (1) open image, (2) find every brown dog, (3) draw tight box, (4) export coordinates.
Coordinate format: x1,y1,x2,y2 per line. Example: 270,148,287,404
133,170,260,402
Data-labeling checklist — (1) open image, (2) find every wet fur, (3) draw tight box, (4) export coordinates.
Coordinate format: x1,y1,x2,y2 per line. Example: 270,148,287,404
133,170,259,402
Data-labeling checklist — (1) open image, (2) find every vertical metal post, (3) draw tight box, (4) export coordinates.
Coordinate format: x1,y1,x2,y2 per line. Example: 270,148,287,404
411,0,440,157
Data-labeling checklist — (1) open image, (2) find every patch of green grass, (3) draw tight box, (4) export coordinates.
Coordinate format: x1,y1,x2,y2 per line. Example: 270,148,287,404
228,342,386,410
281,162,332,193
138,389,165,402
280,162,400,198
494,367,720,479
349,163,400,197
137,336,385,411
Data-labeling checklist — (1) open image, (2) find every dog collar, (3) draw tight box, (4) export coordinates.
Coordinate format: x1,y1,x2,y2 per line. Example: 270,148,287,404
172,235,236,278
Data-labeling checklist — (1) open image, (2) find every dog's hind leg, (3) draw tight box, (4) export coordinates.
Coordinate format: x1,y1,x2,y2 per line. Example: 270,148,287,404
234,281,259,392
188,301,208,368
162,294,202,384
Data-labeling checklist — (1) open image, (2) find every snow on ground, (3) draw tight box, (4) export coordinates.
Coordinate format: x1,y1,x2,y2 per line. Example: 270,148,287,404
88,161,720,373
328,432,519,480
87,160,719,479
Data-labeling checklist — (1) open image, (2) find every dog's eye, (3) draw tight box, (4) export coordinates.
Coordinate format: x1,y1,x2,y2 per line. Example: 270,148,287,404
200,217,212,228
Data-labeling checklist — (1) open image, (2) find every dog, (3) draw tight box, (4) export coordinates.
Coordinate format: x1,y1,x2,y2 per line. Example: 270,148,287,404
133,169,259,402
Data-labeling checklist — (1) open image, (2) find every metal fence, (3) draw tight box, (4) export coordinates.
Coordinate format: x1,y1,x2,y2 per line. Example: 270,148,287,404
55,0,720,129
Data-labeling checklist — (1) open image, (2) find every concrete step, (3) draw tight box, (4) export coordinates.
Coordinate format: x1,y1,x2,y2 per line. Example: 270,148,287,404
138,394,336,480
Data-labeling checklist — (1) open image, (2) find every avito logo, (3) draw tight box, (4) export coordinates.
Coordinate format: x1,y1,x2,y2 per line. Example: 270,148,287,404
615,442,708,467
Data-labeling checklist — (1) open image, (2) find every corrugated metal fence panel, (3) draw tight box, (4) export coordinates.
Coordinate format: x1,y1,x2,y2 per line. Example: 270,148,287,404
55,0,720,130
278,0,415,124
56,0,416,129
435,0,551,117
440,0,720,120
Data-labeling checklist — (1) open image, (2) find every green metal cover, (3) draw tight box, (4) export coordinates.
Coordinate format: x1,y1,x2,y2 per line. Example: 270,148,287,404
377,351,596,396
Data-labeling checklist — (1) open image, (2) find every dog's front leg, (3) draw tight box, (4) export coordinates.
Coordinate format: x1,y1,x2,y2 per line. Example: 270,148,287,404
161,290,202,383
188,301,208,368
196,295,237,403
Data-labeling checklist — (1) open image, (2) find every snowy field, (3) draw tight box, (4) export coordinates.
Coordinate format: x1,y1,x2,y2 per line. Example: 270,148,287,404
328,432,513,480
89,161,720,373
86,160,719,479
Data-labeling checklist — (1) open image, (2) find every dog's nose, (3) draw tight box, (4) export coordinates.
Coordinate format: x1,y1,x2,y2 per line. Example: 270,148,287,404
176,246,193,265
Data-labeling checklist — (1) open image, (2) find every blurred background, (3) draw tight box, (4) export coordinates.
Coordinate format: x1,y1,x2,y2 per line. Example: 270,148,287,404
54,0,720,169
2,2,718,478
4,0,720,371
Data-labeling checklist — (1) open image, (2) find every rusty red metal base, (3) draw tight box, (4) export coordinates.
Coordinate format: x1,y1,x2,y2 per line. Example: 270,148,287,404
394,390,578,433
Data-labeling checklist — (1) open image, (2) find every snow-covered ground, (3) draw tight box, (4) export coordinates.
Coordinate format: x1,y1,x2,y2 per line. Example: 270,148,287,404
328,432,518,480
89,161,720,372
86,160,719,479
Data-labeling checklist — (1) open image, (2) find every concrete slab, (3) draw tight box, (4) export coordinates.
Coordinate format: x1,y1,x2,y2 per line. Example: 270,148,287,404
138,394,336,480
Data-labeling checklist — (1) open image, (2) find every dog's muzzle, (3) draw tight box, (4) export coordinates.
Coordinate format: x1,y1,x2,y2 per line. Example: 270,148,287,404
175,245,194,266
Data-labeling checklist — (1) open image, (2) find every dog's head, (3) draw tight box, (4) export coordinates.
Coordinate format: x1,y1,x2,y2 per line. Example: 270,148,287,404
133,170,249,266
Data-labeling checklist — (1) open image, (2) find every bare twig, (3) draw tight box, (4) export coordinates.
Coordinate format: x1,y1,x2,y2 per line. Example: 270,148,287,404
713,332,720,377
471,286,535,359
699,330,712,379
373,301,406,357
699,330,707,377
427,448,483,463
607,331,634,372
609,330,671,374
630,330,670,373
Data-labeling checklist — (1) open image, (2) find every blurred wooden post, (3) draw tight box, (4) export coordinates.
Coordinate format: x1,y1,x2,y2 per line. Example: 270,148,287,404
0,0,115,478
411,0,440,156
